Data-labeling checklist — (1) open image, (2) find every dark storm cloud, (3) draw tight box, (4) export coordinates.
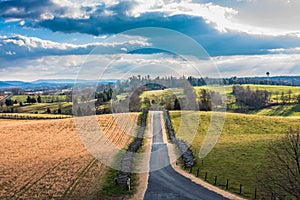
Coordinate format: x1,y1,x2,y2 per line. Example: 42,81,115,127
35,12,300,56
0,0,55,19
1,0,300,57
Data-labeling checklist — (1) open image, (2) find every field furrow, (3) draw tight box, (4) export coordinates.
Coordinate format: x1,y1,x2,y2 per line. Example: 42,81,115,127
0,113,139,199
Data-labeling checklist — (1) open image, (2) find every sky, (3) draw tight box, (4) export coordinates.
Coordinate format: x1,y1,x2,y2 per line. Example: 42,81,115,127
0,0,300,81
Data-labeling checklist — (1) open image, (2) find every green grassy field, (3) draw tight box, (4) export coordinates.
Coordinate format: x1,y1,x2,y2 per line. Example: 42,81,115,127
140,85,300,117
12,102,73,115
11,94,67,103
249,104,300,117
170,111,300,199
235,84,300,103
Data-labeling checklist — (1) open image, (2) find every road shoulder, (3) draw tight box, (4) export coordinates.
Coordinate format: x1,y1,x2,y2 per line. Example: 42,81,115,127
129,112,152,200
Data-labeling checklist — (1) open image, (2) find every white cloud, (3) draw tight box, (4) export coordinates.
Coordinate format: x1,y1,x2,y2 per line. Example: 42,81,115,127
0,34,152,58
1,52,299,81
2,0,300,37
131,0,239,33
214,54,300,77
127,0,300,36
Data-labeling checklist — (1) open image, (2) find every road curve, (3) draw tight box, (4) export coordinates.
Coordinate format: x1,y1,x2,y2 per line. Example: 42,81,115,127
144,111,228,200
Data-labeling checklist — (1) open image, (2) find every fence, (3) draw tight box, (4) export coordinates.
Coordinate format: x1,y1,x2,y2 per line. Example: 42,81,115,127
164,109,283,200
0,113,71,120
182,164,286,199
115,110,148,189
163,109,195,167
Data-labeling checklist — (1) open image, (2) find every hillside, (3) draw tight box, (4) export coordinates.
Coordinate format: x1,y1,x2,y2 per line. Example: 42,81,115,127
170,111,300,199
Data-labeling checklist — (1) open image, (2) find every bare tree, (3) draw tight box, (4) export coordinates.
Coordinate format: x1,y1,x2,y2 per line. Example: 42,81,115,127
288,89,293,104
259,128,300,199
275,91,280,104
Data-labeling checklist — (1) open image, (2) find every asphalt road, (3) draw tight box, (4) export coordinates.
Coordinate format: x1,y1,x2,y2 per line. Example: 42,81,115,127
144,111,228,200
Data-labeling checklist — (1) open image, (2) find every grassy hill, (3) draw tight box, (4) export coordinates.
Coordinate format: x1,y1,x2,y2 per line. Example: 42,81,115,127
141,84,300,117
170,111,300,199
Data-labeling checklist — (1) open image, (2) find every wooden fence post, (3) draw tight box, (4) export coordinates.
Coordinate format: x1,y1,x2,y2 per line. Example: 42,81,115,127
214,176,217,185
239,184,242,194
127,178,131,191
204,172,207,181
226,179,229,190
196,168,200,177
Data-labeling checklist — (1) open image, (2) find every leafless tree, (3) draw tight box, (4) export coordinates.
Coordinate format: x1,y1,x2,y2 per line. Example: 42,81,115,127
259,128,300,199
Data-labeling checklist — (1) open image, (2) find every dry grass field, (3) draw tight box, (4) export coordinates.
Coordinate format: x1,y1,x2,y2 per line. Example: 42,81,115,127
0,113,139,199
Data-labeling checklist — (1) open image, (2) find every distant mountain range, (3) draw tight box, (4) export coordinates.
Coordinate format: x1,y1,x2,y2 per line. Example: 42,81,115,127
0,79,118,88
1,76,300,89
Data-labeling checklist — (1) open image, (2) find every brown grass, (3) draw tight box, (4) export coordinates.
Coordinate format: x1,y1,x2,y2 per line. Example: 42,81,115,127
0,113,139,199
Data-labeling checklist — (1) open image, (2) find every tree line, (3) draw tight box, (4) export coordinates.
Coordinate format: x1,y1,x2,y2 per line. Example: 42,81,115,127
233,85,270,110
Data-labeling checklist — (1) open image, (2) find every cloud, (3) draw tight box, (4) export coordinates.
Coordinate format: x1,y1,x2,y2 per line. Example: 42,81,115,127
1,0,300,57
1,52,299,81
214,54,300,77
231,0,300,34
2,0,300,37
0,0,55,21
0,55,83,81
0,34,151,59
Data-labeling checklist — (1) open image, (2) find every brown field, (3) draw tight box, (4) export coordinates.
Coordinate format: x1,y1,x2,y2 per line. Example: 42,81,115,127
0,113,139,199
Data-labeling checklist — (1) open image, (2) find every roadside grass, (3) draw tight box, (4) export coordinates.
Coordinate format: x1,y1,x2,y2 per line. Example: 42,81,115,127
170,111,300,199
100,112,148,199
100,150,137,197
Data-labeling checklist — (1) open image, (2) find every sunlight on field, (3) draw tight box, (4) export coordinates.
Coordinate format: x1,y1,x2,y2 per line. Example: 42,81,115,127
0,114,138,199
170,111,300,199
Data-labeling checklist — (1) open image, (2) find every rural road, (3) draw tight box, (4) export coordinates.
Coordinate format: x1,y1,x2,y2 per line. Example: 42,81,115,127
0,94,13,104
144,111,228,200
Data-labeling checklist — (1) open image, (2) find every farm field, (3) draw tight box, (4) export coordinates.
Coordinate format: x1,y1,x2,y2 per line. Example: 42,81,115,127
15,102,73,115
11,95,68,103
170,111,300,199
0,113,139,199
0,113,71,120
248,104,300,117
141,84,300,117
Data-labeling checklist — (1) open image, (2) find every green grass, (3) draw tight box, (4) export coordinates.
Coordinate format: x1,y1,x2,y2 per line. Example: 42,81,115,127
238,84,300,103
100,112,148,198
249,104,300,117
11,95,67,103
141,88,184,101
100,150,134,197
141,85,300,115
243,84,300,95
170,111,300,199
12,102,73,115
